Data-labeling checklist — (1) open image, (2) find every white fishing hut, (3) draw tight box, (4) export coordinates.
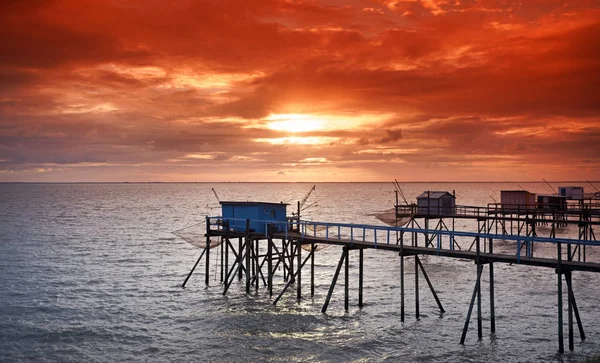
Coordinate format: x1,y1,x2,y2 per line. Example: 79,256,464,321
558,186,584,200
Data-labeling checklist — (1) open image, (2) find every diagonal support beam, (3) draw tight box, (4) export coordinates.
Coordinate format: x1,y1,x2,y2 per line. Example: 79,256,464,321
223,239,250,295
273,246,316,306
182,248,207,288
565,272,586,341
321,247,348,313
460,264,484,345
416,256,445,313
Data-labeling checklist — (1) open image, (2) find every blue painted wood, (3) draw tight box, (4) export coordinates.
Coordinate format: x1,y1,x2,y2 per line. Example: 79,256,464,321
207,216,600,248
220,202,287,234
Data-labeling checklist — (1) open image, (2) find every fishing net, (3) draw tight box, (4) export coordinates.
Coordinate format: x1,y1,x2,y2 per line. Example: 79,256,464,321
172,222,223,249
301,243,331,252
368,208,415,227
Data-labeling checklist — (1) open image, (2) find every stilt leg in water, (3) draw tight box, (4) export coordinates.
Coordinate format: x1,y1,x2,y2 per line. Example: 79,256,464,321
359,249,364,308
400,254,405,322
460,264,484,345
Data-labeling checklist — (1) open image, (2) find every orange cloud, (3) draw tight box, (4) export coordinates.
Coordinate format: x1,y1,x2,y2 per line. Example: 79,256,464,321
0,0,599,181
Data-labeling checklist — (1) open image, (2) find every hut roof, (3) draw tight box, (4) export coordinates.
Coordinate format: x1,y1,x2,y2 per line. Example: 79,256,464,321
220,201,289,206
416,191,455,199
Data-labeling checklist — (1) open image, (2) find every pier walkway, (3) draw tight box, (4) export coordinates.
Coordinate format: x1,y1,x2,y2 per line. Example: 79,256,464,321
182,215,600,354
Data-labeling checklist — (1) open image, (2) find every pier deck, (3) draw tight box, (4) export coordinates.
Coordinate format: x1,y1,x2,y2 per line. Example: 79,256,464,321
182,215,600,354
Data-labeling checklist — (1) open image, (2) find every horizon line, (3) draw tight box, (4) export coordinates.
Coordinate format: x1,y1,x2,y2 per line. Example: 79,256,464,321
0,181,598,184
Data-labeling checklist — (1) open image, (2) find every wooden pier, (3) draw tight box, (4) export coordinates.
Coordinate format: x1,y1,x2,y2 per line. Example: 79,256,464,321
181,206,600,354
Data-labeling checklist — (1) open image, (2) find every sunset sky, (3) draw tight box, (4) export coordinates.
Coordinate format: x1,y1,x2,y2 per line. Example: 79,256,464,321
1,0,599,182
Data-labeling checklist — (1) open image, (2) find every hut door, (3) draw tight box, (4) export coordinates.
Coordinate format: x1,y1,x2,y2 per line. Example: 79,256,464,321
442,198,451,214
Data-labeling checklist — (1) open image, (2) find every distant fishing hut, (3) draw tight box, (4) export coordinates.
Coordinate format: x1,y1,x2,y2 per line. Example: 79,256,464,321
537,194,568,212
559,186,584,200
416,191,455,215
500,190,536,213
220,201,288,233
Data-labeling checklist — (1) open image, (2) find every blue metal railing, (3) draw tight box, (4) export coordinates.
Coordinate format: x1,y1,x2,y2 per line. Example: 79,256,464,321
207,216,600,261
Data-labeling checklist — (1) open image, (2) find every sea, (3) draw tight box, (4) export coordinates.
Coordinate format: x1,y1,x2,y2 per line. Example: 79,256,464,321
1,182,599,362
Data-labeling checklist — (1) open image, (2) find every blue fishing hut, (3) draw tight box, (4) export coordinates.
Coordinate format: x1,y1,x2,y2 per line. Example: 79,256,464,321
220,201,288,234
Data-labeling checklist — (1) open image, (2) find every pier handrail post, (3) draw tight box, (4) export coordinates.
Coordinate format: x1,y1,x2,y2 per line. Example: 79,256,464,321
374,228,378,248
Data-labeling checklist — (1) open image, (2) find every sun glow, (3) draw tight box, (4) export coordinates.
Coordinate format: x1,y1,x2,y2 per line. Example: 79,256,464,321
255,136,339,145
266,114,324,133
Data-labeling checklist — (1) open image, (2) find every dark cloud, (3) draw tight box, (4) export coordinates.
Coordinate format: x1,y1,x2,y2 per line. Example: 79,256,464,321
0,0,599,181
380,128,403,143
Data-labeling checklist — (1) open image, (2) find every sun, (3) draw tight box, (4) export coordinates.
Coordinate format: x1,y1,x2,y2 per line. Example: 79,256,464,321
266,114,324,133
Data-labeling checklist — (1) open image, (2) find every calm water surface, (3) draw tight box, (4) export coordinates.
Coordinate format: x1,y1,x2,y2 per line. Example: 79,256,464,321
1,183,599,362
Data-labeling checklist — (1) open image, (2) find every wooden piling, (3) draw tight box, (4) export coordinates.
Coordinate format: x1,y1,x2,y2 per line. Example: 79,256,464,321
245,238,251,293
311,242,315,296
220,236,224,283
476,236,482,341
284,239,295,281
223,237,230,282
557,242,564,353
223,238,249,295
565,272,586,341
205,216,211,286
567,243,573,350
268,236,273,297
567,271,574,351
489,236,496,334
238,237,243,280
344,247,349,311
255,239,259,290
297,238,302,301
415,255,420,319
359,248,364,308
460,264,484,345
